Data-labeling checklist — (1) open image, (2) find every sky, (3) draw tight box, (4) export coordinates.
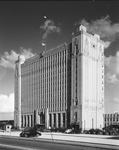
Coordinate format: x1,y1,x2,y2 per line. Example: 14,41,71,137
0,1,119,119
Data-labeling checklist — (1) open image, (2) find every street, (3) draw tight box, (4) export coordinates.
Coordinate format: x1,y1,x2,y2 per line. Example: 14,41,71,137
0,136,108,150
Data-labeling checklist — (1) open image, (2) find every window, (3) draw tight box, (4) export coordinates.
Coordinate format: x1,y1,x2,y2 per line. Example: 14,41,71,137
75,112,77,122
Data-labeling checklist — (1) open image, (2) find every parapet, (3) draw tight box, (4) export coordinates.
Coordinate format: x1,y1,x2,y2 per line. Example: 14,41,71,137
94,34,100,40
18,55,25,64
79,25,87,32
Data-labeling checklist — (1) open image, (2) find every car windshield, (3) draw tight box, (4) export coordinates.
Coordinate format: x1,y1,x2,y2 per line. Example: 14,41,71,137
24,127,34,131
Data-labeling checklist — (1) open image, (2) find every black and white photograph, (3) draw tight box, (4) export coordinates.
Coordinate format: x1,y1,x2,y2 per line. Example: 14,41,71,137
0,1,119,150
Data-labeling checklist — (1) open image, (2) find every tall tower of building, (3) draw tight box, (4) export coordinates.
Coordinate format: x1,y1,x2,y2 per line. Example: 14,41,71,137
14,55,25,129
71,25,104,130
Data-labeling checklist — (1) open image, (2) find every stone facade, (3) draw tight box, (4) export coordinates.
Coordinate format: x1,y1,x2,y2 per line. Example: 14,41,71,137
71,25,104,130
14,25,104,130
14,43,72,129
104,113,119,127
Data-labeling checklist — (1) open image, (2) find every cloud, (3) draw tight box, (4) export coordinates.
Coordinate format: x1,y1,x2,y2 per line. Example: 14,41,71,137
105,97,119,113
104,51,119,113
77,15,119,48
105,73,118,83
19,47,35,59
104,41,111,49
105,51,119,83
0,50,18,70
0,93,14,112
0,47,35,70
40,19,61,41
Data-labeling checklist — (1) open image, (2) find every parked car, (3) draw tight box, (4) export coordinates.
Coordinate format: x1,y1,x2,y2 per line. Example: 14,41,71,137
83,130,90,134
65,129,73,134
94,129,106,135
65,128,81,134
103,125,119,135
83,129,106,135
88,129,96,134
20,127,41,137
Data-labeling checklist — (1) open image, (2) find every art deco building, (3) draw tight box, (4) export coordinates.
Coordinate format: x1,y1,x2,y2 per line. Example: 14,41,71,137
14,25,104,130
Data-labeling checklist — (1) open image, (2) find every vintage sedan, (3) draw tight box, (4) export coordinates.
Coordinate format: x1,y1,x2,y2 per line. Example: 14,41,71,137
20,127,41,137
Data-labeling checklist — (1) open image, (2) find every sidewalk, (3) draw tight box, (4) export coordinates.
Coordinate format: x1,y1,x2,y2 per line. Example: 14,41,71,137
0,130,119,149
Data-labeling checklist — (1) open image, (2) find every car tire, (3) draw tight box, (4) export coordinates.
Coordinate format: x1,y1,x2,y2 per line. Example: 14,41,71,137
24,134,28,137
36,134,39,137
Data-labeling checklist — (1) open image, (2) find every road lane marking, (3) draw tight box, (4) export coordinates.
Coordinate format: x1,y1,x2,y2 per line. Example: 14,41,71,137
0,143,38,150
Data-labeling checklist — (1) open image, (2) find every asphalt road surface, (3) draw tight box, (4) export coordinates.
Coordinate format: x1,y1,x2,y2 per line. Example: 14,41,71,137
0,136,111,150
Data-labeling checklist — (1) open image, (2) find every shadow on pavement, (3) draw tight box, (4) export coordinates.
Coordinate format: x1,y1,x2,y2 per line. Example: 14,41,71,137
107,136,119,140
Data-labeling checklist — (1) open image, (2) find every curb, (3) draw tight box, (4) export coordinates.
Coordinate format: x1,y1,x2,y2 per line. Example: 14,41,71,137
44,132,112,139
0,134,119,150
